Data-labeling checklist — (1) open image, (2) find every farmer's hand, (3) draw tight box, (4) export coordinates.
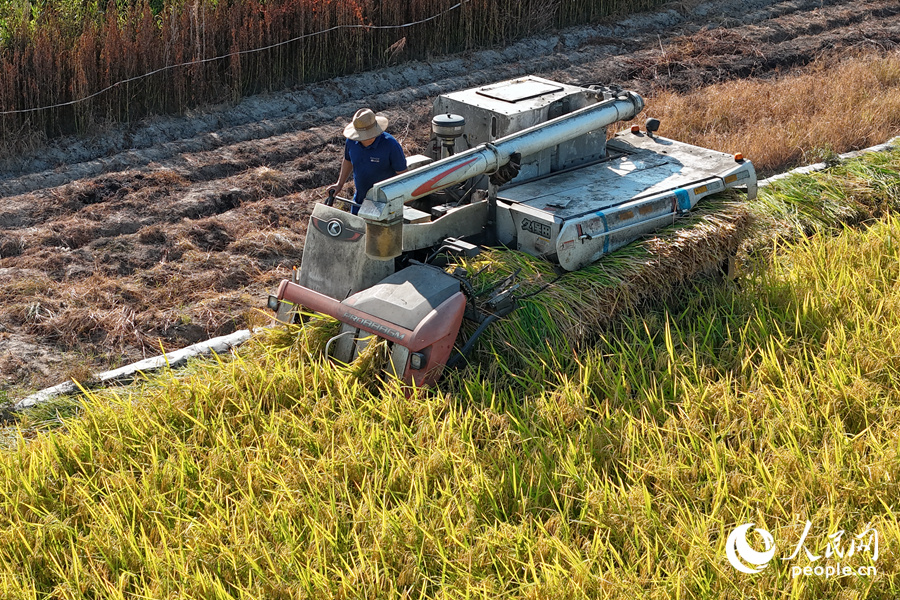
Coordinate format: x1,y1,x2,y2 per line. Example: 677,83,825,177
326,183,343,197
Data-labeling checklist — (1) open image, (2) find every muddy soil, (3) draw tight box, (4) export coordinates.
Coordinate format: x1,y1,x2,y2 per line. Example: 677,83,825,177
1,0,898,398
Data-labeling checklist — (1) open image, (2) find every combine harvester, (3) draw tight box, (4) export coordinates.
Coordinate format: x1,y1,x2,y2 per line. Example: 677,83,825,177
268,76,756,385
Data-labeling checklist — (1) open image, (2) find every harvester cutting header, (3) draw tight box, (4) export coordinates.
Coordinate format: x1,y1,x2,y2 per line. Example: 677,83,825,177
269,76,757,385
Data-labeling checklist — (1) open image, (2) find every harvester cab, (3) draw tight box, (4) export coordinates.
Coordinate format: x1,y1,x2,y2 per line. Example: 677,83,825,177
269,76,757,386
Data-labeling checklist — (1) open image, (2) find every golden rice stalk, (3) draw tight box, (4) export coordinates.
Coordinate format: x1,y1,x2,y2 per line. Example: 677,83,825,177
349,335,391,382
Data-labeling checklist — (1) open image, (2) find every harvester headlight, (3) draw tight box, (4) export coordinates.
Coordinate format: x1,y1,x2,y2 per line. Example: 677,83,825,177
410,352,426,371
267,295,280,311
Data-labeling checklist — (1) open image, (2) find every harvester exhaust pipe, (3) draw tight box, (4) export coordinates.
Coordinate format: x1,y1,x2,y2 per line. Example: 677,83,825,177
358,91,644,259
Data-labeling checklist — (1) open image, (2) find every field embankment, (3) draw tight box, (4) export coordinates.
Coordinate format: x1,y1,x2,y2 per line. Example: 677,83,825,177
2,148,899,598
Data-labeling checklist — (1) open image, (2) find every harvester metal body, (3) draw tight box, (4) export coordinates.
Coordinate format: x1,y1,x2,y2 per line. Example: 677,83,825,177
270,76,757,385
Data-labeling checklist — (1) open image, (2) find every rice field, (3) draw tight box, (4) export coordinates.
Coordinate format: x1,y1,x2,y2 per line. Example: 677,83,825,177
3,148,900,598
643,51,900,176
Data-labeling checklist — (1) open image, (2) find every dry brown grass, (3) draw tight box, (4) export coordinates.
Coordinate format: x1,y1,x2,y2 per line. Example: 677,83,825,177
241,166,293,197
639,50,900,175
0,0,673,147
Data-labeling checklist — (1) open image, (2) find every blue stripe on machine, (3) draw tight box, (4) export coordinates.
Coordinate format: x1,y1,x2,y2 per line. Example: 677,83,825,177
674,188,691,212
595,211,609,254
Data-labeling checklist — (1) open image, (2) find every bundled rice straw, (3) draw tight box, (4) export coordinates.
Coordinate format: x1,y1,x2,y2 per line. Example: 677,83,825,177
448,192,755,365
753,148,900,239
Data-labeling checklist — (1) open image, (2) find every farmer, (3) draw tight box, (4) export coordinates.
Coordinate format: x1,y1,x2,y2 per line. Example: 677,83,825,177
327,108,407,215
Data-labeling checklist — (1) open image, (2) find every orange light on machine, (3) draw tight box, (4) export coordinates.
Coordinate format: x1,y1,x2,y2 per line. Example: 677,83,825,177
631,125,640,134
734,153,744,162
724,174,738,184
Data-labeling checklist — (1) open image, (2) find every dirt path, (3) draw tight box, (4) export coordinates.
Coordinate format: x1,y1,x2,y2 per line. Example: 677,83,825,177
2,0,898,396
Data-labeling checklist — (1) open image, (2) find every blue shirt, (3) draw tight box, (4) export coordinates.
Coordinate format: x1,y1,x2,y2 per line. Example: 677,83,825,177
345,132,407,208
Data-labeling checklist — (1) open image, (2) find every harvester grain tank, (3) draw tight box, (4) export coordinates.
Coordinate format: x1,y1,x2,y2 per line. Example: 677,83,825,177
269,76,757,385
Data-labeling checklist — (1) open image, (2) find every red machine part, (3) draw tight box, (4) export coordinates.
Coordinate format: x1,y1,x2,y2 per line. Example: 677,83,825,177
277,280,466,386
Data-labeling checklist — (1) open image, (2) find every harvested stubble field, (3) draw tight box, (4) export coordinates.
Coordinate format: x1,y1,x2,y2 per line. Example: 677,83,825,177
1,0,900,395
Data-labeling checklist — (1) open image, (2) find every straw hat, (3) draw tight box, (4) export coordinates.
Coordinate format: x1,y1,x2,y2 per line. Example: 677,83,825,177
343,108,389,141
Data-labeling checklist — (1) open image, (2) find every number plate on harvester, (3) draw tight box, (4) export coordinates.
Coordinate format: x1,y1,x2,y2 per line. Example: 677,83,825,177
521,218,552,238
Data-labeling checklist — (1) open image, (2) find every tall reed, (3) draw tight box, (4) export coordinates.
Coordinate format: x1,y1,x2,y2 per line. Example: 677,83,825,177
0,0,671,148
